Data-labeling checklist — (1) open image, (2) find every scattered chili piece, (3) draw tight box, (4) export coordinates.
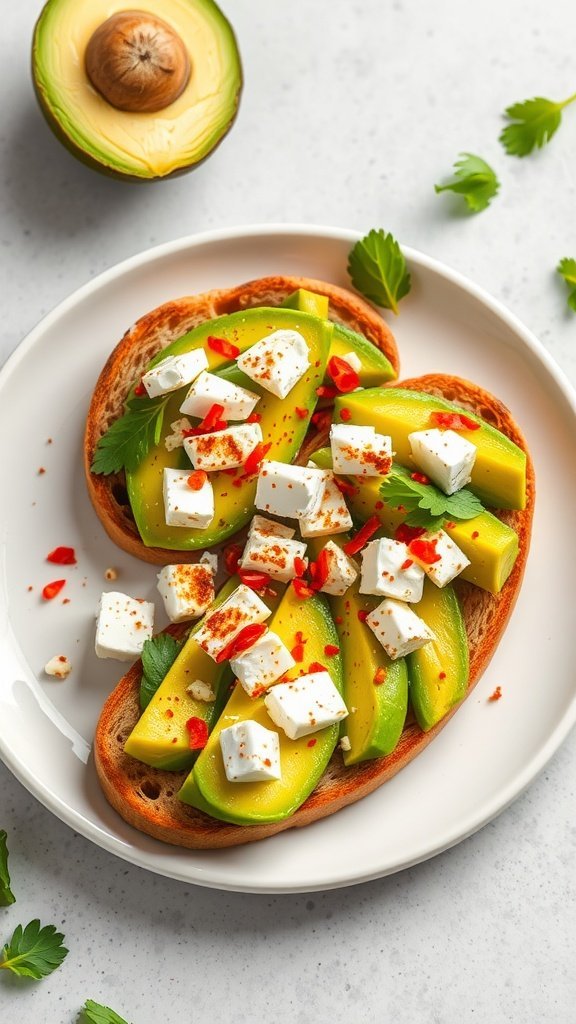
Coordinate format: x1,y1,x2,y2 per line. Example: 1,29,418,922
400,558,414,570
488,686,502,702
292,578,314,599
243,441,272,477
408,537,441,564
293,556,307,578
311,548,331,590
439,671,447,680
334,478,358,497
445,521,456,530
395,523,426,545
42,579,66,601
133,382,146,396
246,412,262,423
187,470,208,491
252,685,267,699
430,410,480,431
411,471,430,485
165,709,174,719
207,335,240,359
316,385,338,400
374,666,387,686
309,661,327,674
471,530,480,540
216,622,268,663
47,546,77,565
224,543,243,576
327,355,360,393
324,644,340,657
294,631,307,645
199,403,226,433
232,477,246,488
295,406,308,419
291,643,305,662
311,410,332,430
238,569,271,590
339,407,352,422
223,467,238,476
357,610,368,623
38,467,46,475
334,615,343,625
343,515,380,556
374,500,384,510
62,598,71,605
307,738,317,748
185,716,209,749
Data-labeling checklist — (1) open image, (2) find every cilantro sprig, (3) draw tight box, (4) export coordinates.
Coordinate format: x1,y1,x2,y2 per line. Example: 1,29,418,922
140,634,184,710
500,92,576,157
381,465,484,531
81,999,131,1024
0,830,15,906
557,258,576,312
434,154,500,213
0,919,68,979
91,396,168,476
348,228,411,314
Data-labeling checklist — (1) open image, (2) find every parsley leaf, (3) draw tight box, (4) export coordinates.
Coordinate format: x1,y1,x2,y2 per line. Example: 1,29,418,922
380,465,484,529
557,257,576,312
0,919,68,979
91,397,168,476
434,154,500,213
500,93,576,157
0,830,15,906
140,634,184,710
81,999,130,1024
347,228,411,314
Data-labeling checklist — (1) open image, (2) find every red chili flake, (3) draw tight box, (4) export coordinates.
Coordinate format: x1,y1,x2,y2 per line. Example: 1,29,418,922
408,537,441,564
246,412,262,423
339,407,352,422
207,335,240,359
471,530,480,540
223,543,243,576
293,556,307,578
47,546,77,565
243,441,272,477
294,631,307,645
374,666,387,686
223,467,238,476
292,578,314,599
62,598,71,605
394,523,426,545
445,521,456,530
185,716,209,750
38,467,46,475
438,671,447,680
216,622,268,663
133,382,146,396
411,471,430,485
200,403,226,433
316,385,338,400
400,558,414,570
327,355,360,393
334,477,358,497
42,579,66,601
232,477,246,488
251,685,267,699
165,709,174,719
334,615,343,625
309,661,328,674
27,585,33,592
291,643,306,662
295,406,308,419
488,685,503,702
374,500,384,510
324,644,340,657
343,515,380,556
238,569,271,590
429,411,480,431
311,548,331,590
307,738,317,748
357,609,368,623
311,410,332,431
187,470,208,491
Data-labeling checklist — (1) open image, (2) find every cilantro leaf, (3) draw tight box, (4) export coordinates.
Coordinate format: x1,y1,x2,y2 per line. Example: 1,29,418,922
140,634,184,710
91,398,167,476
557,257,576,312
81,999,130,1024
0,831,15,906
380,465,484,529
500,93,576,157
0,919,68,979
434,154,500,213
347,228,411,314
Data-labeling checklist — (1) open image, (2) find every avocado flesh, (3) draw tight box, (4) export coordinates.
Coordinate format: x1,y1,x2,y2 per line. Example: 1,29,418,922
407,580,469,732
32,0,242,180
179,586,344,824
334,388,526,510
281,288,329,319
312,448,519,595
126,307,332,550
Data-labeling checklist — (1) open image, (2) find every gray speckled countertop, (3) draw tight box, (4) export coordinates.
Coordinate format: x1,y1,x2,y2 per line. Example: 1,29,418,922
1,1,576,1021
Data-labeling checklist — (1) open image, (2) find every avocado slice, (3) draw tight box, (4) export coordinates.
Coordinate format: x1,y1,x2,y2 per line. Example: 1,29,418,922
333,387,527,509
178,585,344,824
407,580,469,731
32,0,242,181
126,307,333,550
282,288,329,319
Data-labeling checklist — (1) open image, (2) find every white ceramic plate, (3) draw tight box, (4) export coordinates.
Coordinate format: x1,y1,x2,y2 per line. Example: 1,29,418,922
1,225,575,894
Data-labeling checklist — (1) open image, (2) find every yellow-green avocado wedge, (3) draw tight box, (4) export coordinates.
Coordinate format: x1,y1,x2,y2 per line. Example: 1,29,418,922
178,585,344,825
334,387,526,510
408,579,469,732
126,307,333,550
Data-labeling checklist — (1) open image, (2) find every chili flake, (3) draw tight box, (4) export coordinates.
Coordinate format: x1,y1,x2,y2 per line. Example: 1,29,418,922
243,441,272,477
324,644,340,657
429,411,480,431
187,470,208,491
185,716,209,750
216,622,268,663
343,515,380,556
408,537,441,565
46,546,77,565
224,543,243,576
292,578,314,599
309,661,327,674
400,558,414,570
307,738,317,748
295,406,308,419
411,472,430,485
207,335,240,359
42,579,66,601
293,556,307,578
327,355,360,394
374,666,387,686
238,569,271,590
395,523,426,545
488,686,503,702
339,407,352,422
133,382,146,396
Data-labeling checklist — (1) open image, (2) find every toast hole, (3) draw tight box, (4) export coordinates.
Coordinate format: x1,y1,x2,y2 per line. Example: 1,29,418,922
140,779,161,801
112,482,129,507
165,790,174,798
479,406,499,425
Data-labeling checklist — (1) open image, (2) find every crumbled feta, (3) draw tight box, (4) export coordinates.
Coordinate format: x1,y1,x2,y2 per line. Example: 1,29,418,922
341,351,362,374
317,541,359,596
163,468,214,529
264,670,348,739
411,529,471,587
157,563,215,623
299,469,353,537
248,515,295,540
186,679,216,702
104,567,118,581
44,655,72,679
142,349,208,399
236,329,309,399
164,417,193,452
95,591,154,661
255,461,324,519
220,720,281,782
408,428,477,495
200,551,218,575
366,598,435,660
193,584,270,661
184,422,262,472
230,630,295,697
359,538,425,603
240,531,308,583
179,369,260,421
339,734,352,752
330,423,392,476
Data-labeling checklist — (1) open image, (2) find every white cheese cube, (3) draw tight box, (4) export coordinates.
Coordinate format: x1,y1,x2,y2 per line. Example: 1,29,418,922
366,598,435,661
184,423,263,472
341,350,362,374
255,461,324,520
186,679,216,702
408,428,477,495
330,423,392,477
317,541,359,596
156,564,215,623
264,671,348,740
248,515,295,540
163,468,214,529
142,350,208,398
236,329,309,399
200,551,218,575
360,538,425,603
95,591,154,661
240,532,308,583
179,370,260,421
299,470,353,537
194,584,271,661
164,418,193,452
411,529,471,587
220,720,281,782
230,630,296,697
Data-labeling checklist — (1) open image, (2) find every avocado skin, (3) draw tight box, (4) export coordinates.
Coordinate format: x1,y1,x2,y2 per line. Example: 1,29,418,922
407,580,469,732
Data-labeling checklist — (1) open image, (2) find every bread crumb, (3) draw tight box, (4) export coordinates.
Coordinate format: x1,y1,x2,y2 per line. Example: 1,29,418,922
44,655,72,679
488,685,502,702
104,567,118,581
186,679,216,702
339,735,351,752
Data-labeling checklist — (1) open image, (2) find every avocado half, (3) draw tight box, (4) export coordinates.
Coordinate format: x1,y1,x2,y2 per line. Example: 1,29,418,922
32,0,242,181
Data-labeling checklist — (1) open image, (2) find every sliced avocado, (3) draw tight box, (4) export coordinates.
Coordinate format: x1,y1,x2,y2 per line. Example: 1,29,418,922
126,307,332,550
179,586,343,824
32,0,242,181
282,288,329,319
407,579,469,731
334,388,527,509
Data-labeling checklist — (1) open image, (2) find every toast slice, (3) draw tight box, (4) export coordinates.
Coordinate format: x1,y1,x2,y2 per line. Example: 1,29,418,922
94,373,534,849
84,275,399,564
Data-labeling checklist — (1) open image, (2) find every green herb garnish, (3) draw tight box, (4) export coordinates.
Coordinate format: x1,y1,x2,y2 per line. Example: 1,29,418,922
91,396,168,476
434,154,500,213
81,999,131,1024
347,228,411,314
0,830,15,906
557,258,576,312
500,93,576,157
381,465,484,531
0,919,68,979
140,633,184,710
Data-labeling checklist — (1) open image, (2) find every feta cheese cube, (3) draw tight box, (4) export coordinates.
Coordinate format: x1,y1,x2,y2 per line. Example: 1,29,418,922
142,349,208,398
248,514,295,540
411,529,471,587
95,591,154,661
240,532,308,583
330,423,392,476
156,564,215,623
164,417,193,452
341,350,362,374
193,584,270,661
236,329,309,399
186,679,216,702
163,467,214,529
408,428,477,495
255,461,324,520
359,538,425,603
179,370,260,421
200,551,218,575
264,671,348,739
220,720,281,782
44,655,72,679
230,630,295,696
317,541,359,596
299,469,353,537
184,423,262,472
366,598,435,660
